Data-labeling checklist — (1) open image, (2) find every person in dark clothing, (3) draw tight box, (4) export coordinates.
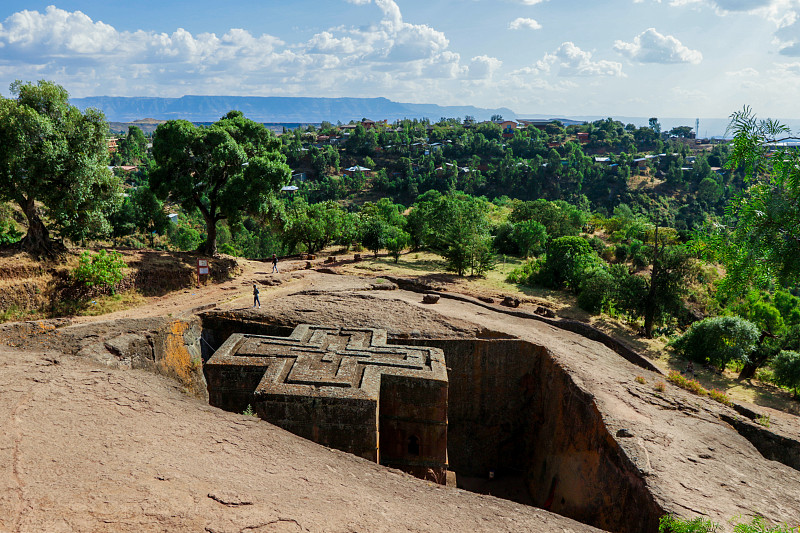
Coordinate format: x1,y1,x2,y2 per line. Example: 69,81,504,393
271,253,278,273
253,283,260,308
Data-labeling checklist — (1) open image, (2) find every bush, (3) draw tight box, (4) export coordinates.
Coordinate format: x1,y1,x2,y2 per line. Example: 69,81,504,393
667,370,706,396
171,226,203,251
771,350,800,397
670,316,760,369
659,514,720,533
666,371,733,406
538,236,601,291
707,389,732,407
512,220,548,257
660,514,797,533
0,220,22,246
506,258,543,285
72,250,126,293
577,267,615,313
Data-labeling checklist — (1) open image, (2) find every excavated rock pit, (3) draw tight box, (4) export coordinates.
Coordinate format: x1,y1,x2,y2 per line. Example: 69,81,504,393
200,314,661,533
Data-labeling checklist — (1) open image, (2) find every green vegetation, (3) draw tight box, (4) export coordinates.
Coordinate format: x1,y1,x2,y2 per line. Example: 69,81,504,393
151,110,290,256
755,414,772,428
666,370,733,406
670,316,760,370
0,80,121,256
771,350,800,397
72,250,126,293
6,82,800,406
660,514,798,532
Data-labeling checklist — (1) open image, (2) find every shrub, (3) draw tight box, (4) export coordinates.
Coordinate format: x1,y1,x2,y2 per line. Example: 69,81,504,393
668,370,706,396
538,236,601,291
586,235,606,254
771,350,800,397
0,220,22,246
732,515,796,532
635,376,647,384
660,514,797,533
577,267,615,313
670,316,760,369
755,414,771,427
659,514,720,533
667,371,733,406
654,381,666,392
707,389,732,407
506,258,543,285
72,250,126,293
171,226,203,251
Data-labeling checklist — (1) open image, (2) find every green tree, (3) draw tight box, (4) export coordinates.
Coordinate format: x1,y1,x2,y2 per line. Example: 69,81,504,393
649,117,661,135
511,220,548,257
283,199,345,253
509,199,587,239
116,125,148,165
539,236,601,291
385,226,410,263
670,316,760,369
771,350,800,397
151,111,289,256
642,223,692,338
694,107,800,295
361,216,389,256
406,192,494,276
0,80,122,256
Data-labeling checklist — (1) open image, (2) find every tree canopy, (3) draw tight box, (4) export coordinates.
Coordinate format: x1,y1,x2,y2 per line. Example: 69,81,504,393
151,111,290,255
694,107,800,295
0,80,121,256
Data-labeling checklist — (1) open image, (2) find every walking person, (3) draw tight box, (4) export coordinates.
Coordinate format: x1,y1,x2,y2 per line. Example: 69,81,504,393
271,253,279,274
253,283,260,308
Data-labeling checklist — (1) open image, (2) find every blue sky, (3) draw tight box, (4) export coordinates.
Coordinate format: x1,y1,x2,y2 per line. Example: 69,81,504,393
0,0,797,118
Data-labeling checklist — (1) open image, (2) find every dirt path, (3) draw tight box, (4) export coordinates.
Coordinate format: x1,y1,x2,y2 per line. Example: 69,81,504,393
69,256,314,324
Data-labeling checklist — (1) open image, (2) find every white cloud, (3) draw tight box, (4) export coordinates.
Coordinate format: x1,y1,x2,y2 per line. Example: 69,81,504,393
508,17,542,30
515,0,548,4
614,28,702,64
0,2,499,100
650,0,795,23
537,42,624,77
467,55,503,79
726,67,760,76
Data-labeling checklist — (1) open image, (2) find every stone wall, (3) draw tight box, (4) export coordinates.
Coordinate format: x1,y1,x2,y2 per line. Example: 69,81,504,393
396,338,539,477
379,373,448,480
396,337,662,533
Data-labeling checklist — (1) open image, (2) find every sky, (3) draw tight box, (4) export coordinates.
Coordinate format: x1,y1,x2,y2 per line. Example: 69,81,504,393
0,0,798,119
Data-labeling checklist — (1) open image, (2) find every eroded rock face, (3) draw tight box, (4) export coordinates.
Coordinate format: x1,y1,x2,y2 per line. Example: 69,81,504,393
0,347,604,533
398,338,662,533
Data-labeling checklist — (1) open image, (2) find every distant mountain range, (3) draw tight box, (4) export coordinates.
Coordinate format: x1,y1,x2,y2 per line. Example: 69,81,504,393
71,95,779,138
69,95,517,124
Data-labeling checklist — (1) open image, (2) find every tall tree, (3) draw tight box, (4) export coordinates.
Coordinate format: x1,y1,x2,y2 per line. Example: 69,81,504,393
693,107,800,295
151,111,289,256
0,80,121,256
642,223,691,338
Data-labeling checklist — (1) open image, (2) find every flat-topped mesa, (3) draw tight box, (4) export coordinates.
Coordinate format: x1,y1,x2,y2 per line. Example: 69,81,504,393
205,324,448,481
